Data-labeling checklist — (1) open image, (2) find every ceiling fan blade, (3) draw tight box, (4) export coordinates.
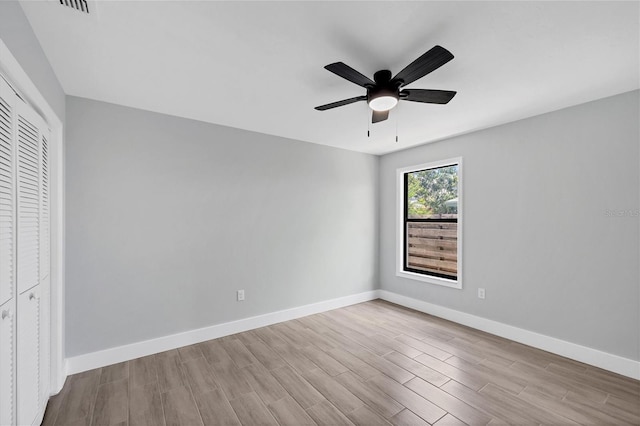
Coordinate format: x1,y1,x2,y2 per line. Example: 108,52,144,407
372,110,389,123
392,46,454,87
325,62,375,88
401,89,457,104
315,96,366,111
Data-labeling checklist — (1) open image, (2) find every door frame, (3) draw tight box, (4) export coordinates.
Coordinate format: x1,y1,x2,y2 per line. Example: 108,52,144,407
0,38,66,393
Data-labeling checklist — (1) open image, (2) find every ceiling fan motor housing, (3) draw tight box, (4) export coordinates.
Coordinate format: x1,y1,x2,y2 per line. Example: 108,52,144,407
368,70,400,111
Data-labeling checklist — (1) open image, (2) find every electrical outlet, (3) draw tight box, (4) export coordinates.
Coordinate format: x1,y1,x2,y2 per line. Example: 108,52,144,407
237,289,245,301
478,288,485,299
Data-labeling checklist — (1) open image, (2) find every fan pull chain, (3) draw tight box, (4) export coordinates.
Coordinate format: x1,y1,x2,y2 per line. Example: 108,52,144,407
367,108,370,137
395,105,399,143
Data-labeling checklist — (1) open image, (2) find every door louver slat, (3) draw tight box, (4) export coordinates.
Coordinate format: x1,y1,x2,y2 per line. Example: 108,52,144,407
0,96,13,306
40,134,49,280
17,114,39,294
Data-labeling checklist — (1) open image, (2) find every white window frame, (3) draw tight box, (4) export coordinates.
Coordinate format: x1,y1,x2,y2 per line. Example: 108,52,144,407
396,157,463,289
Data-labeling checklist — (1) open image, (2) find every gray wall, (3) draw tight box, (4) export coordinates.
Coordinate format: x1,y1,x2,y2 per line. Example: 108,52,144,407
0,1,65,121
380,90,640,361
65,96,379,357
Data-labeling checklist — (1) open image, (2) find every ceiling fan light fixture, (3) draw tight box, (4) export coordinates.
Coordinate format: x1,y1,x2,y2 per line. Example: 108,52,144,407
368,95,398,112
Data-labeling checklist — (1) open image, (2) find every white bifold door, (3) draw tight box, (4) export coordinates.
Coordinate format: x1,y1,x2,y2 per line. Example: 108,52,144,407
0,75,51,426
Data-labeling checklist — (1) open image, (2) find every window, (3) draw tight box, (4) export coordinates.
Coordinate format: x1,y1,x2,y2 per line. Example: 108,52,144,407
397,158,462,288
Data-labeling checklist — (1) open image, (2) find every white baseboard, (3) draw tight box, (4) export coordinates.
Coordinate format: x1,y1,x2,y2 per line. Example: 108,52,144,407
66,290,380,375
379,290,640,380
66,288,639,380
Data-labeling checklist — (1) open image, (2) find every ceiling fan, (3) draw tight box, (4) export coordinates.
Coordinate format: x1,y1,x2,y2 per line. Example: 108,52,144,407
315,45,457,124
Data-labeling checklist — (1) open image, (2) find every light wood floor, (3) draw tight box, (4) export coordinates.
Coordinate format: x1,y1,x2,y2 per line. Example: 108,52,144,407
43,300,640,425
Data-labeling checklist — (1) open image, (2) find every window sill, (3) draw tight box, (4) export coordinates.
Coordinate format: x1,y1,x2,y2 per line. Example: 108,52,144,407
396,270,462,289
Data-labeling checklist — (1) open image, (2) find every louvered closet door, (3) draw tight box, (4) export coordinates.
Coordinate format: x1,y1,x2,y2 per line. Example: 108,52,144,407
16,99,45,426
16,101,40,295
0,77,17,426
38,129,50,407
0,75,50,426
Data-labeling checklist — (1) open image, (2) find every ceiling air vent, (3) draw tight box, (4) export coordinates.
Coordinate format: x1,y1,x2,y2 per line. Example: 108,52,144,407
59,0,90,14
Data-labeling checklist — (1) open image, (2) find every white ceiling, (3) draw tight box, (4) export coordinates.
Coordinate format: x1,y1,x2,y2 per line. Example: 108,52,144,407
20,1,639,155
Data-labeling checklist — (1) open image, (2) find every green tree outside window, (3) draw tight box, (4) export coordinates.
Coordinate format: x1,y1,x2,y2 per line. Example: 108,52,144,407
407,165,458,219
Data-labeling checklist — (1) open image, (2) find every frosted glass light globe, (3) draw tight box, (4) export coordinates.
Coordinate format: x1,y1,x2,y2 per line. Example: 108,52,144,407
368,95,398,111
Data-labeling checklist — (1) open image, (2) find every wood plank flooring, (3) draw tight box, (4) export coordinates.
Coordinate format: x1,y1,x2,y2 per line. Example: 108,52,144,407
43,300,640,425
